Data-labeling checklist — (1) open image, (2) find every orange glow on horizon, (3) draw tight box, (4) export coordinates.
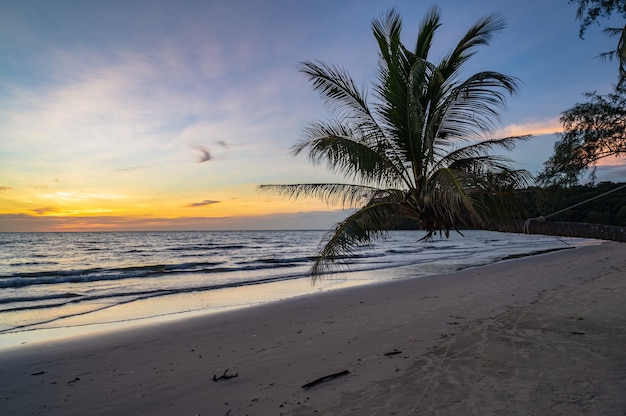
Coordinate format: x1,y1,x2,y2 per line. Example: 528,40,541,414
0,184,347,231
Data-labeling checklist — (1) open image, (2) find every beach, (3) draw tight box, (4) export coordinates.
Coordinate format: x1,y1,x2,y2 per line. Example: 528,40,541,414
1,242,625,415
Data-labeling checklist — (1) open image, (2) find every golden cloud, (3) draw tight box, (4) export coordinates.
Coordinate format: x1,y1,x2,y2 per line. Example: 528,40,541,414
495,118,563,137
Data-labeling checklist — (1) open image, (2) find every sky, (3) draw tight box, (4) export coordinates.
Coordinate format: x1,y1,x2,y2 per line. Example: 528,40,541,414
1,0,625,232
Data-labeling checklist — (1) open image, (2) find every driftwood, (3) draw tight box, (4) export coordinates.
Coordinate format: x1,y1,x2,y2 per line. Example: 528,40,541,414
212,369,238,382
302,370,350,390
384,349,402,357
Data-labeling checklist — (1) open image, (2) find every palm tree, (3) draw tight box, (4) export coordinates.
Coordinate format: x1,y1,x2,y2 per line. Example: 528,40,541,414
260,7,532,277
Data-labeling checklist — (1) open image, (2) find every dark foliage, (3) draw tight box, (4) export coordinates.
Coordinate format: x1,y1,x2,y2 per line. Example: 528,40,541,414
570,0,626,88
538,91,626,186
569,0,626,38
515,181,626,226
571,0,626,38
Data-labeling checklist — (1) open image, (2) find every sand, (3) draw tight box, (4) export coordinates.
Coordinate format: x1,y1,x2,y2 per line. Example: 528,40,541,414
1,242,625,415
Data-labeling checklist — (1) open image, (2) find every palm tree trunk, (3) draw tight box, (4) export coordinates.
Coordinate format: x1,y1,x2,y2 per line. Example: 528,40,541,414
485,220,626,243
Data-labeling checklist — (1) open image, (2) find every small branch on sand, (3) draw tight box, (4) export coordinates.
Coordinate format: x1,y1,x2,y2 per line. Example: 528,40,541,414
302,370,350,390
212,369,238,382
384,349,402,357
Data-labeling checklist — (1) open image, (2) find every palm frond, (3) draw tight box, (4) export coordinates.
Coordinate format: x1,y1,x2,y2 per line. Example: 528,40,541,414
424,166,529,230
603,26,625,38
435,72,521,142
412,7,442,59
438,14,506,78
437,135,531,166
298,61,382,138
310,198,402,278
372,8,405,65
257,183,382,208
374,25,439,178
422,168,483,228
378,58,437,157
292,125,409,188
447,154,515,172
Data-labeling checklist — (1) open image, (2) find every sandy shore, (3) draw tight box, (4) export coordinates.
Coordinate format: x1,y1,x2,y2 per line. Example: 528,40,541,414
1,242,625,415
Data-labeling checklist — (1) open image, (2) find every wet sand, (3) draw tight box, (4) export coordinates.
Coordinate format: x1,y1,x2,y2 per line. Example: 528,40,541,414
1,242,624,415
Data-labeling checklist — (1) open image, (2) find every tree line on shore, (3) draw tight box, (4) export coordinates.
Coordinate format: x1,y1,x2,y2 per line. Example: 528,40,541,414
518,182,626,227
391,181,626,229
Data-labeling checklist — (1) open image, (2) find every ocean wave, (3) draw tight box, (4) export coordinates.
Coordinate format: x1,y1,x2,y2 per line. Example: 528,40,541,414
9,261,59,267
385,248,424,255
0,292,83,306
0,257,313,289
165,244,253,251
248,256,313,265
0,272,310,320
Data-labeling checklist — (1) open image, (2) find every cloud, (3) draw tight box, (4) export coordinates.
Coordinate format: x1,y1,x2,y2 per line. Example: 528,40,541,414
192,145,212,163
0,21,319,194
14,40,331,190
185,200,221,207
0,186,11,192
495,118,563,137
188,140,233,163
32,207,57,215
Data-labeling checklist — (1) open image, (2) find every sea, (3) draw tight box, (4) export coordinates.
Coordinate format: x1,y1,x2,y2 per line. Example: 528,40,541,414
0,230,598,349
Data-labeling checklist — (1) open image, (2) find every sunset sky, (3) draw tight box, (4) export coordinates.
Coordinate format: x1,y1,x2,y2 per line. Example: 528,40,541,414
1,0,624,232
